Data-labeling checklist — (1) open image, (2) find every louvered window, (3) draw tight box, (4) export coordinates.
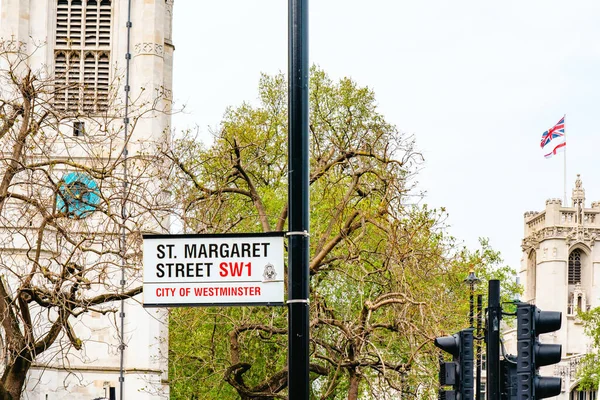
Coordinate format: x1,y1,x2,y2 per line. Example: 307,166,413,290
568,249,581,284
54,0,112,114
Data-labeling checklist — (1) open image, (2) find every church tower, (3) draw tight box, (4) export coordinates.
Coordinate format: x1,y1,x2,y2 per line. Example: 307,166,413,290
521,175,599,399
0,1,173,399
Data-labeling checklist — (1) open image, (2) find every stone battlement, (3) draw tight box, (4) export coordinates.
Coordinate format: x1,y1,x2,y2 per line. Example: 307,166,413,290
525,176,600,236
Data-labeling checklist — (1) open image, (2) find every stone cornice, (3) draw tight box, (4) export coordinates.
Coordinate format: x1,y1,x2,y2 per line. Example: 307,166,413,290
30,363,163,375
521,226,600,251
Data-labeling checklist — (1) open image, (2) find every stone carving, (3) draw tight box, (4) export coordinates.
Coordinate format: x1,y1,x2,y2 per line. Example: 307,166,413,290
572,174,585,224
554,356,585,386
565,230,574,245
564,225,598,248
521,232,541,251
134,42,164,57
522,225,600,250
569,357,582,379
554,364,567,391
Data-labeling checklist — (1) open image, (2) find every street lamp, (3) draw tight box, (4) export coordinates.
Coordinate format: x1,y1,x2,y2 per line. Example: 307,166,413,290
464,268,481,400
464,268,480,328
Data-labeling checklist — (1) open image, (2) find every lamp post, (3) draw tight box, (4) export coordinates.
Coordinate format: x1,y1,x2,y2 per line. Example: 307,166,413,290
288,0,310,398
464,268,481,400
464,268,480,328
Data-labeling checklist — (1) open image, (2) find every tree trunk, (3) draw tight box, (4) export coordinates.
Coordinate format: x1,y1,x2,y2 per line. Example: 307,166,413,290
347,369,360,400
1,357,31,400
0,385,14,400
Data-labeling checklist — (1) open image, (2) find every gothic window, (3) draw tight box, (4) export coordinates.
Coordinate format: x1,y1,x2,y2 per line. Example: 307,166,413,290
54,0,112,113
568,249,582,284
568,289,587,315
571,388,597,400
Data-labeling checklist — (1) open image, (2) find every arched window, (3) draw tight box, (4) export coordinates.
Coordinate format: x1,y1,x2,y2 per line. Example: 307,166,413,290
570,387,597,400
569,249,582,284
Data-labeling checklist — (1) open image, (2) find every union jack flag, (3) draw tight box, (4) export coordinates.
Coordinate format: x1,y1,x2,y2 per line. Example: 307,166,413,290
540,116,565,148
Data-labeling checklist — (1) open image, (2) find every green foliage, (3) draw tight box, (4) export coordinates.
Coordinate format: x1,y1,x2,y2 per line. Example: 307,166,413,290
576,307,600,390
165,67,517,399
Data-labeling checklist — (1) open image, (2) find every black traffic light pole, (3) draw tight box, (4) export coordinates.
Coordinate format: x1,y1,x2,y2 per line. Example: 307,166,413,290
486,280,501,400
287,0,310,399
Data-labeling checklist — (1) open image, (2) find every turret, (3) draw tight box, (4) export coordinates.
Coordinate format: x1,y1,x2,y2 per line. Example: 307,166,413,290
572,174,585,224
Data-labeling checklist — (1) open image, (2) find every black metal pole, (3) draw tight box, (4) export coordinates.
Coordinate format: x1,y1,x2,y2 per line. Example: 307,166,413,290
469,286,474,328
288,0,310,399
476,294,483,400
486,280,501,400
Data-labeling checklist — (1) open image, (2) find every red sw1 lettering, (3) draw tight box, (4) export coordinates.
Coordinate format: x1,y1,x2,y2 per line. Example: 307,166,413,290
219,261,251,277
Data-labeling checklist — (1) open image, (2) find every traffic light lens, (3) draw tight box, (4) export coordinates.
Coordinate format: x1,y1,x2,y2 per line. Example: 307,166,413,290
536,343,562,367
434,335,459,357
535,310,562,334
535,376,562,398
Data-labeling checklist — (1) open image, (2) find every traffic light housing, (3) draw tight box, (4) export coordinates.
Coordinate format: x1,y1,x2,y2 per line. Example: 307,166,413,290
516,303,562,399
435,328,474,400
500,355,518,400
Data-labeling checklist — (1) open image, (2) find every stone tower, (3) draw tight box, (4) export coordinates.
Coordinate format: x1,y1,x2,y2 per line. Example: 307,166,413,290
520,175,599,399
0,0,174,399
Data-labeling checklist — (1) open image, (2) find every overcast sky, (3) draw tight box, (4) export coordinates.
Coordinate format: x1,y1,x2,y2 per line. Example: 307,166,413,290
171,1,600,274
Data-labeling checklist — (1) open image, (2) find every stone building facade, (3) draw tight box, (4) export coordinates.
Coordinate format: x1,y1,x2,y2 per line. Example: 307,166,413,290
0,0,174,398
518,175,599,400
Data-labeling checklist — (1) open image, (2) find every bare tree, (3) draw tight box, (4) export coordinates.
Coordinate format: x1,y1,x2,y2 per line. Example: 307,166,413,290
0,47,171,399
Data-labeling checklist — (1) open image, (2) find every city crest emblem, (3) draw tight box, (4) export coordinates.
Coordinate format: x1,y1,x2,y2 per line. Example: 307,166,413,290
262,263,277,282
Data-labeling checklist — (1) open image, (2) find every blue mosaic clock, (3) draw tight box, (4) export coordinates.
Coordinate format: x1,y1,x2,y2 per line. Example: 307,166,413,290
56,172,100,218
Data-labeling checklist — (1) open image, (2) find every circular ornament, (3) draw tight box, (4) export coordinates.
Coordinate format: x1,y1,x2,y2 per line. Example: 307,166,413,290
56,172,100,218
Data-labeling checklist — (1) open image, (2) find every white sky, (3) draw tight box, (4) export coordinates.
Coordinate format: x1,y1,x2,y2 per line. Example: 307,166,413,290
172,1,600,273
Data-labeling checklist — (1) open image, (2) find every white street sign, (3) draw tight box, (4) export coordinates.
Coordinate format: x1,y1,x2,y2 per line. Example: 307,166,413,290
142,233,285,307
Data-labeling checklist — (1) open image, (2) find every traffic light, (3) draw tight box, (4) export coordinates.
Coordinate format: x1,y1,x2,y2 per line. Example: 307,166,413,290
434,328,474,400
500,355,518,400
516,303,562,399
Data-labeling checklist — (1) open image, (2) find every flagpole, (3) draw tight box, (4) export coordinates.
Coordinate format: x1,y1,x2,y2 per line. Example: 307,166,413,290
563,114,567,205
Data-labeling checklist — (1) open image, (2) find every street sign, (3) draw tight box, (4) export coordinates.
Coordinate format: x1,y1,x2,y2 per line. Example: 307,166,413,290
142,232,285,307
